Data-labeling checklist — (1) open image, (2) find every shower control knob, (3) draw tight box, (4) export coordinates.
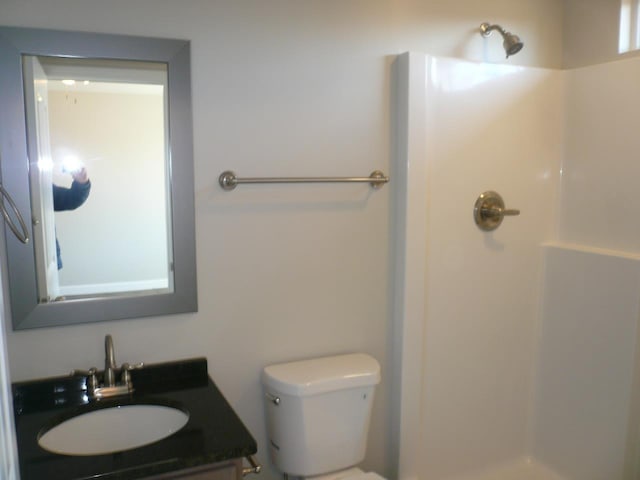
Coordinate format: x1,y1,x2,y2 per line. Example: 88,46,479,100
474,191,520,231
501,208,520,216
483,207,520,218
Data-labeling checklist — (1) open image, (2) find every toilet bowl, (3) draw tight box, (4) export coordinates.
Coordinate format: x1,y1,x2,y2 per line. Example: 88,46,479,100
262,353,386,479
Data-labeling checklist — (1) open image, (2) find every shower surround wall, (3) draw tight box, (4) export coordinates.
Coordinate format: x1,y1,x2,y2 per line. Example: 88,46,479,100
393,53,563,479
533,55,640,480
394,53,640,480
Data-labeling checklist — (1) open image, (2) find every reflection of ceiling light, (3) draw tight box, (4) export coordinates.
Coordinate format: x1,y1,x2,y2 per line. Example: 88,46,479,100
37,94,43,103
61,79,76,86
83,80,90,85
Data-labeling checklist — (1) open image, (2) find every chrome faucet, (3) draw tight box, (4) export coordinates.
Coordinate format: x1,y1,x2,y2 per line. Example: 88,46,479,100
71,334,142,399
104,334,117,387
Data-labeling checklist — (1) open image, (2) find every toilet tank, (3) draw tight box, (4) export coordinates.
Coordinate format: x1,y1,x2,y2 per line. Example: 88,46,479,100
262,353,381,477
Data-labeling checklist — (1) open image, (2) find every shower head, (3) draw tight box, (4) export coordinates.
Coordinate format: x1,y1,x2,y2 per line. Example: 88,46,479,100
480,22,524,58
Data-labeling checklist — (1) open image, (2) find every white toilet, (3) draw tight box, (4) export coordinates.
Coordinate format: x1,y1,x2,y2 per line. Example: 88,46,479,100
262,353,385,480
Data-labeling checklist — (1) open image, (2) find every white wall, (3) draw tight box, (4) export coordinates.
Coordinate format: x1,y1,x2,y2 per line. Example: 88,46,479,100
562,0,623,68
0,2,564,479
562,0,640,68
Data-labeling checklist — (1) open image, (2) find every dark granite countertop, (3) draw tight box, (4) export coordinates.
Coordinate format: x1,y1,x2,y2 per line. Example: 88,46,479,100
12,358,257,480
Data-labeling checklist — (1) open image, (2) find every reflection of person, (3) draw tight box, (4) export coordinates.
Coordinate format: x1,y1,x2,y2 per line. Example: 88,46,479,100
53,167,91,269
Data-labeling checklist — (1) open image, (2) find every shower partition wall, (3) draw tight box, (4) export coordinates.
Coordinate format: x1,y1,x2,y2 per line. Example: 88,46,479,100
393,52,640,480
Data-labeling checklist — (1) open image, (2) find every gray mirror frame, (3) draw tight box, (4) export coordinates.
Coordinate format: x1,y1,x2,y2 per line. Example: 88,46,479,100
0,26,197,330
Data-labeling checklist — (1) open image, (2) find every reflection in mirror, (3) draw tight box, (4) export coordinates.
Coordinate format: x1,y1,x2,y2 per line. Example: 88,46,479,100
23,57,173,301
0,26,197,329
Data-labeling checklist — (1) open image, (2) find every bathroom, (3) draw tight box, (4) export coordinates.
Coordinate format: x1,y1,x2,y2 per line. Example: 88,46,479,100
0,1,638,479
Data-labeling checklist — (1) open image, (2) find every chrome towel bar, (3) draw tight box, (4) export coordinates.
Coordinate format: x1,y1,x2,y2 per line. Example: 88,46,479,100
219,170,389,191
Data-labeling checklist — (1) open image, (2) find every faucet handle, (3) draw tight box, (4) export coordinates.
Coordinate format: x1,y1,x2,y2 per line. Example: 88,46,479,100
120,362,144,384
70,367,98,390
70,367,98,376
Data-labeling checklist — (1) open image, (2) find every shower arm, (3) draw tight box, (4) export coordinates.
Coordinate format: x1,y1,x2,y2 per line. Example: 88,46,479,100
480,23,506,38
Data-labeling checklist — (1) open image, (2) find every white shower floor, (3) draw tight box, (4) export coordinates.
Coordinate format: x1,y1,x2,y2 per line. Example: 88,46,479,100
445,457,567,480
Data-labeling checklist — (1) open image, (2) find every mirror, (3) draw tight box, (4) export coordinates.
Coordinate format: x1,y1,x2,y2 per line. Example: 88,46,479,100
25,57,172,300
0,26,197,329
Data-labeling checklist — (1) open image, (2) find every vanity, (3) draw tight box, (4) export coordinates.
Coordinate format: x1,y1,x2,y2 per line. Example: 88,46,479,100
12,356,258,480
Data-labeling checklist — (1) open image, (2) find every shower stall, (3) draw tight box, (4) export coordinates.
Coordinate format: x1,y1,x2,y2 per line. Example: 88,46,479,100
392,52,640,480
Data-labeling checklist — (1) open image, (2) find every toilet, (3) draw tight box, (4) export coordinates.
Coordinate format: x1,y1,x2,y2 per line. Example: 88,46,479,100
262,353,385,480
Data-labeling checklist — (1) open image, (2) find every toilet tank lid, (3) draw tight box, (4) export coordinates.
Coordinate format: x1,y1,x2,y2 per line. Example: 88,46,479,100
262,353,381,396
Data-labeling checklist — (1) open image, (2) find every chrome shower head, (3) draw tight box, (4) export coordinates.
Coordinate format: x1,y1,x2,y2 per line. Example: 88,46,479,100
480,22,524,58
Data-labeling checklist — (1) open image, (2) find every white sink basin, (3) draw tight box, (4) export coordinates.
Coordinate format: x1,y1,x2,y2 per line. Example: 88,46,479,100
38,404,189,456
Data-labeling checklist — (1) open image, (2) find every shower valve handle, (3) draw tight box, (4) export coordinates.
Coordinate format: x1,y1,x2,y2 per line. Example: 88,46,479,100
483,207,520,218
474,191,520,231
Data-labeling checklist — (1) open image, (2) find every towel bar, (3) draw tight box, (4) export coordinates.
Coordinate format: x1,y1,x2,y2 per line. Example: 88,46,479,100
219,170,389,191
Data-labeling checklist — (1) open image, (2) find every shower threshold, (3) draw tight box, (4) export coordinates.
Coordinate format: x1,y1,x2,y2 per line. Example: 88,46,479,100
444,457,567,480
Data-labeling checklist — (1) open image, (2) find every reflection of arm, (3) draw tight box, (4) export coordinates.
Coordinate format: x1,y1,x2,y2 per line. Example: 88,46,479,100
52,180,91,211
